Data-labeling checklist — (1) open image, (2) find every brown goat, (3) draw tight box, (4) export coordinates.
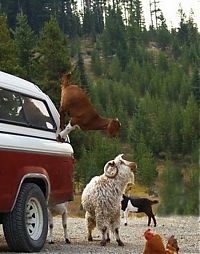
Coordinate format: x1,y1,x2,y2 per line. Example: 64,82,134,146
57,73,121,142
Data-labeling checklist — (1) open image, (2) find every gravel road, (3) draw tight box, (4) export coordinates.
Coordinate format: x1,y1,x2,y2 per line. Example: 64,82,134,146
0,216,199,254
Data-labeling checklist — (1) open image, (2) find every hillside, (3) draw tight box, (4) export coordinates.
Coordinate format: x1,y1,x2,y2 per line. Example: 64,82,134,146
0,2,199,216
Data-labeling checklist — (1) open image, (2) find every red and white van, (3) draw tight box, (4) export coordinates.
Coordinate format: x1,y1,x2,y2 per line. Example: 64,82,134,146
0,71,75,252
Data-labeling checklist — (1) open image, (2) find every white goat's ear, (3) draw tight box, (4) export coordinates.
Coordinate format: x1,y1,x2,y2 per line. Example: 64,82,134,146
104,160,118,178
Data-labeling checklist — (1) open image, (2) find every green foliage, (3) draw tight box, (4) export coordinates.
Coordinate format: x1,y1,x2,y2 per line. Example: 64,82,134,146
73,132,122,187
182,95,199,154
158,161,199,215
108,56,122,81
101,7,126,58
33,17,71,107
77,52,89,91
0,15,21,75
14,13,35,79
91,50,102,76
133,135,157,188
191,68,200,106
0,2,199,215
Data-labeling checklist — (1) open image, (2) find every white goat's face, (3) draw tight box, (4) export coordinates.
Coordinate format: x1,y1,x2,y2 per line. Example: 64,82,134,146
104,154,137,181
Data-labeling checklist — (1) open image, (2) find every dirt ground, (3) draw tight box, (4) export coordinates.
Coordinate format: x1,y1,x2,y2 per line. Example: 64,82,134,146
0,216,199,254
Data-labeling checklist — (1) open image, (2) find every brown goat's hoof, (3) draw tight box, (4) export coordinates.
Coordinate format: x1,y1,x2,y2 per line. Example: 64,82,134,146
65,238,71,244
117,239,124,246
56,135,65,142
100,240,106,246
124,223,127,226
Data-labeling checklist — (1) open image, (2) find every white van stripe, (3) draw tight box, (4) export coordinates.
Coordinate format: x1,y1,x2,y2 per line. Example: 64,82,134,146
0,133,73,156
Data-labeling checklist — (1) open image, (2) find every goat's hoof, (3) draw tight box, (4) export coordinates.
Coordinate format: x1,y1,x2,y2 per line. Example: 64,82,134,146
106,238,110,243
88,237,93,241
117,239,124,246
65,238,71,244
100,240,106,246
124,223,127,226
48,240,54,244
56,135,65,142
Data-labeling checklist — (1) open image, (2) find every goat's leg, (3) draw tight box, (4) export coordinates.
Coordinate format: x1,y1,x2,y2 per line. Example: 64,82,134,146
96,215,109,246
106,232,110,243
100,226,108,246
152,214,157,227
124,209,128,226
86,211,96,241
62,211,71,244
48,210,54,244
147,215,151,226
59,108,66,130
146,210,156,227
57,121,78,142
111,212,124,246
114,228,124,246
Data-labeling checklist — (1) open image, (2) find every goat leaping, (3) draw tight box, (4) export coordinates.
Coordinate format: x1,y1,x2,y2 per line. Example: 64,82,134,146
121,195,159,227
48,203,70,244
57,73,121,142
81,154,137,246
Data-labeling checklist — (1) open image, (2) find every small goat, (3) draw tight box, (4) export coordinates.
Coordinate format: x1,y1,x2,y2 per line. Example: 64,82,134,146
121,195,158,227
81,154,137,246
48,203,70,244
57,73,121,142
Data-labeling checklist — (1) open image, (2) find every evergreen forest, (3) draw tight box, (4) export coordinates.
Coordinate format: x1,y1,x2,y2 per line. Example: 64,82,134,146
0,0,199,215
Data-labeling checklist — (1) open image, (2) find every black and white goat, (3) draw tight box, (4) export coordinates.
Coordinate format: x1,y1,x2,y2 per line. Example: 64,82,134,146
48,203,71,244
121,194,158,227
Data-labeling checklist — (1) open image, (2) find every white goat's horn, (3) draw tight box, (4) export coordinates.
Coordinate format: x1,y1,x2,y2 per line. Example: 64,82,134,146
104,161,118,178
115,154,124,161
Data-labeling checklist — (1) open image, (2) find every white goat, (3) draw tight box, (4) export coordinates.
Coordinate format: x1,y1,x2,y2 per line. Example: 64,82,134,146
81,154,137,246
48,203,70,244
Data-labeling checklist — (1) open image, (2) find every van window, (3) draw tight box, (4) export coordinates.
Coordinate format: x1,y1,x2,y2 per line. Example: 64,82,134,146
0,88,55,130
21,96,54,129
0,88,27,124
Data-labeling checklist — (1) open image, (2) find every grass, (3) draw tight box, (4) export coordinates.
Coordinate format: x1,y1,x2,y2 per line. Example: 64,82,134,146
68,183,160,218
68,194,85,218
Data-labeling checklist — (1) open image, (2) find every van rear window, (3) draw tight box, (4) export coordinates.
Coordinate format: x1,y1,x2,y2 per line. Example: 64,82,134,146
0,88,55,130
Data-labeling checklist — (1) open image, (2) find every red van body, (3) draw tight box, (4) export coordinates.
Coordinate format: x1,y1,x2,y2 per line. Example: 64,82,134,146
0,71,75,252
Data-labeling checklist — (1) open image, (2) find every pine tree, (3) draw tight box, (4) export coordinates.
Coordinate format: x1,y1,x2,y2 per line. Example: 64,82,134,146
101,6,126,58
134,134,157,189
77,52,89,91
191,68,200,106
33,17,71,106
108,56,121,81
0,15,20,75
14,13,35,80
91,50,102,76
156,13,171,50
182,95,199,154
169,104,183,154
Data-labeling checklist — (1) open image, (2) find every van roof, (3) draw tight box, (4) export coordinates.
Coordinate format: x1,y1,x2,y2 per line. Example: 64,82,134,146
0,71,44,98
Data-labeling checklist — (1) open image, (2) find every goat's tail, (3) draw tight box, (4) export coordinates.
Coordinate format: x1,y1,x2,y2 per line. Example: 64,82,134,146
61,73,71,87
151,200,159,205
